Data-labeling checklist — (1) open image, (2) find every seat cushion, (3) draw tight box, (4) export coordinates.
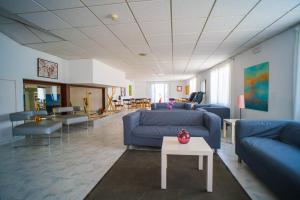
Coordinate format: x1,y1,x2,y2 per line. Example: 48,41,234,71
55,115,88,125
13,120,62,136
241,137,300,186
140,110,203,126
132,125,209,139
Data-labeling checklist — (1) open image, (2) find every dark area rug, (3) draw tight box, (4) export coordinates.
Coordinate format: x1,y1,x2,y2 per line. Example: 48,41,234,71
85,150,250,200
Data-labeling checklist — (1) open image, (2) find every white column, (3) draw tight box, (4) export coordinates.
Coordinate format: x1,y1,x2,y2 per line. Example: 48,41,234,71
207,154,213,192
223,121,227,138
232,123,235,144
161,153,167,189
198,155,203,170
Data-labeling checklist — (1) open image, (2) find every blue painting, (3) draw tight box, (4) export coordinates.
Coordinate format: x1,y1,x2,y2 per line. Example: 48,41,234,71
244,62,269,111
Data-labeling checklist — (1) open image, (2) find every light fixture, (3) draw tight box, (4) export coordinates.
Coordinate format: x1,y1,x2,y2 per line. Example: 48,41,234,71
237,94,245,119
138,53,147,56
111,14,119,21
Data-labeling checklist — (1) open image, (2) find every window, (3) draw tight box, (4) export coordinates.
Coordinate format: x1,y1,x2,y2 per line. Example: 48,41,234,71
151,83,168,103
189,78,196,94
210,64,230,106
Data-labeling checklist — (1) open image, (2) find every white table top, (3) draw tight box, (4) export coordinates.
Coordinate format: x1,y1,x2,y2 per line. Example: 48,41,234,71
224,119,239,124
162,137,213,155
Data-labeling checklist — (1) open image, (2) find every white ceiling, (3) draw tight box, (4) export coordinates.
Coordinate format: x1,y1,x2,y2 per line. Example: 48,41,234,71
0,0,300,81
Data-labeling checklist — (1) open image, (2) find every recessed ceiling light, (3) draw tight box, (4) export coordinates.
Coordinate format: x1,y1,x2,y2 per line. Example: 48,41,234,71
111,14,119,21
138,53,147,56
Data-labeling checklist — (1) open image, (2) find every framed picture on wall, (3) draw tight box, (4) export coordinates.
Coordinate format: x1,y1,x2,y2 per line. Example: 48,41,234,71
176,86,182,92
200,80,206,93
37,58,58,79
121,87,126,96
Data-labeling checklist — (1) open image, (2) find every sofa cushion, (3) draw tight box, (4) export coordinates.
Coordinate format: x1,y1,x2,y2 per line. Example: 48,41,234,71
241,137,300,185
55,115,88,125
140,110,203,126
279,122,300,148
132,125,209,139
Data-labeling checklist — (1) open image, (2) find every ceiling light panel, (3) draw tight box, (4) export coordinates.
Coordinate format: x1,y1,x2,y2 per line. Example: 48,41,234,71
53,7,101,27
18,11,72,30
89,3,135,25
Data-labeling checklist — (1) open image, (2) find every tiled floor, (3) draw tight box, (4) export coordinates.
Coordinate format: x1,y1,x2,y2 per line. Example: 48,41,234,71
0,110,277,200
0,111,129,200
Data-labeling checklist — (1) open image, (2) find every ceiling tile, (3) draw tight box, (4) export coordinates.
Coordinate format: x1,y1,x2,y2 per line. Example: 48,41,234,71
147,35,171,47
128,0,170,22
89,3,135,25
0,23,42,44
173,19,206,35
18,11,72,30
35,0,84,10
205,16,242,32
200,30,230,43
51,28,89,41
0,0,46,13
173,34,198,45
237,0,300,31
53,7,101,27
140,21,171,36
172,0,214,20
108,23,146,46
211,0,259,17
81,0,124,6
27,26,63,42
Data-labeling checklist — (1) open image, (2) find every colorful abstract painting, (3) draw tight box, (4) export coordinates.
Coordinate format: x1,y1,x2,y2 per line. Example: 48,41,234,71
244,62,269,111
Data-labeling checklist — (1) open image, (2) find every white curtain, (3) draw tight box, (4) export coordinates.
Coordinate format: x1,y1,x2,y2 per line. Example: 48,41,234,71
210,64,230,106
189,78,196,94
151,83,168,103
293,26,300,121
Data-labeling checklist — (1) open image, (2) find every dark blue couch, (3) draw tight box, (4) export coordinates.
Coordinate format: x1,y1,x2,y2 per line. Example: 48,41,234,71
236,120,300,200
123,110,221,150
194,104,230,128
151,102,193,110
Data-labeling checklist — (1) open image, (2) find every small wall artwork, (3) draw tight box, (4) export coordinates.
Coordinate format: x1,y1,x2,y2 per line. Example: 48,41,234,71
176,86,182,92
37,58,58,79
128,85,132,96
244,62,269,112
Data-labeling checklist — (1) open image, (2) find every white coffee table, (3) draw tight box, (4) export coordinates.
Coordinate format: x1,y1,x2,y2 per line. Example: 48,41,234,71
223,119,239,144
161,136,213,192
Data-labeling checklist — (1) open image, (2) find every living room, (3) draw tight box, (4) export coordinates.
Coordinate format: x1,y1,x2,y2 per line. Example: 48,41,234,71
0,0,300,200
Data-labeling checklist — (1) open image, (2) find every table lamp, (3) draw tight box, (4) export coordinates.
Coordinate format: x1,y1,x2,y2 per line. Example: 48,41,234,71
237,95,245,119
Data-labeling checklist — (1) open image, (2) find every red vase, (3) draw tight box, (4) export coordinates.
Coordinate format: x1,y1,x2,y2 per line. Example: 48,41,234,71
177,129,190,144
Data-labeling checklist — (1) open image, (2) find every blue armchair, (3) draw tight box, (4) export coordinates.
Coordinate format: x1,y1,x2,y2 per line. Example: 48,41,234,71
235,120,300,200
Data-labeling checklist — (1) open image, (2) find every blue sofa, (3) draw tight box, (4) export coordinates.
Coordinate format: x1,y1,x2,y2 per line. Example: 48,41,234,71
123,110,221,150
151,102,193,110
236,120,300,199
194,104,230,128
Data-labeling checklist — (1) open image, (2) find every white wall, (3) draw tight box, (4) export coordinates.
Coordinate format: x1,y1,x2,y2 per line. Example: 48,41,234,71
198,27,297,120
67,59,93,83
231,28,295,120
133,80,188,101
0,33,69,144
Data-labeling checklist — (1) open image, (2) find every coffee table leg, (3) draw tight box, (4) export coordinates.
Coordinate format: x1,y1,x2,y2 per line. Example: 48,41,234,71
207,154,213,192
223,121,227,138
232,123,235,144
161,153,167,189
198,155,203,170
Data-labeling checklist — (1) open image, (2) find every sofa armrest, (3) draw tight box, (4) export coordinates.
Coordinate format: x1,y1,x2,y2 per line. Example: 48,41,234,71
122,111,141,145
203,112,221,149
235,120,288,156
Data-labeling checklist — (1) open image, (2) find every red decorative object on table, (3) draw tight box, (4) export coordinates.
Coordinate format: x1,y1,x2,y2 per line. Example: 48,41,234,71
177,129,190,144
